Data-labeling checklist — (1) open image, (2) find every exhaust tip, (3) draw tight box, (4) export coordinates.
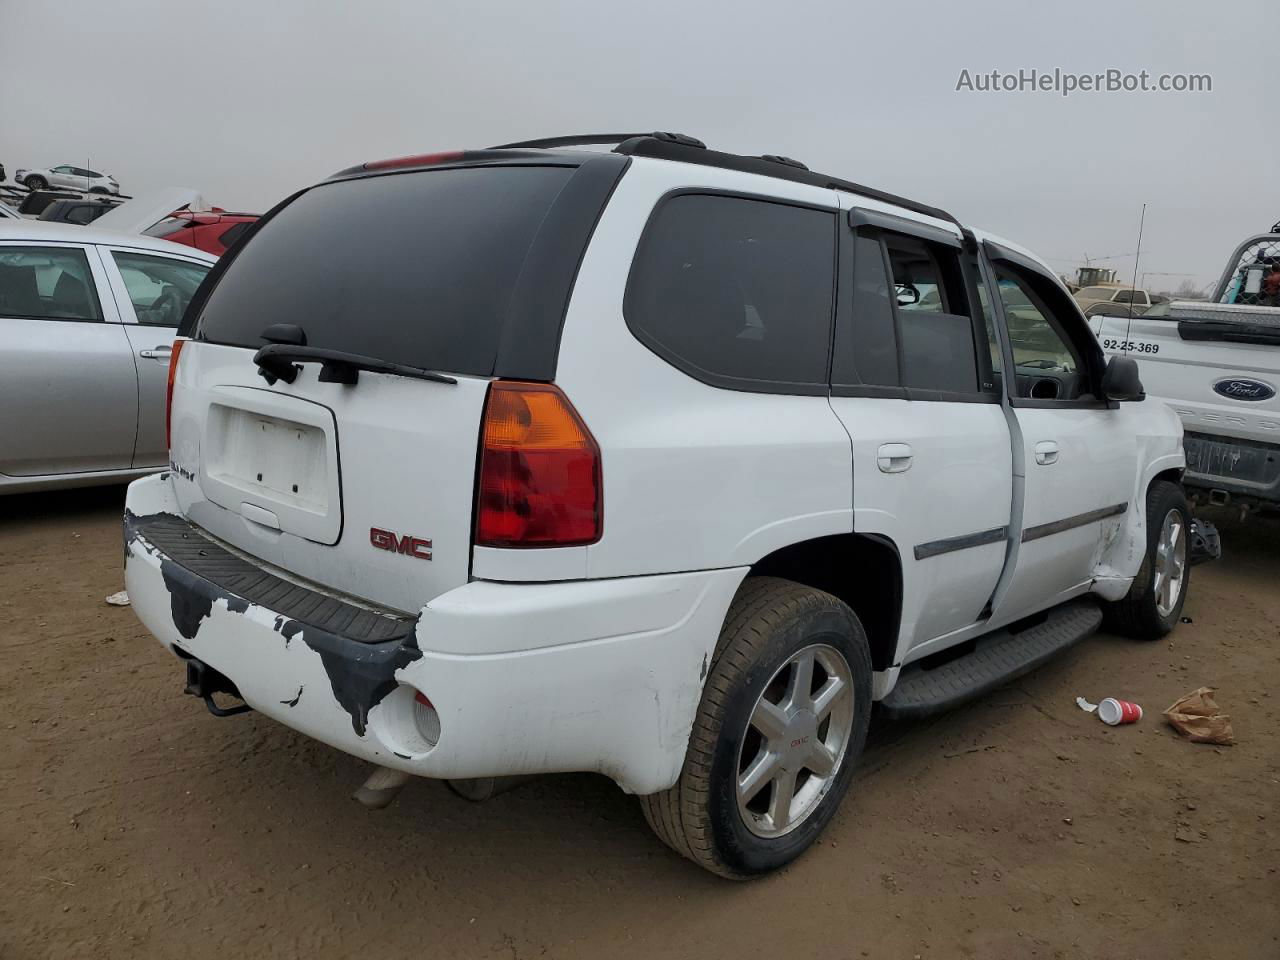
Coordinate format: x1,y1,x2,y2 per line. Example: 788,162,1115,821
353,766,411,809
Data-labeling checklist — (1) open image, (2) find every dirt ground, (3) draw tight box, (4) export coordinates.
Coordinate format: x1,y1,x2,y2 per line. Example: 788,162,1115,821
1,488,1277,960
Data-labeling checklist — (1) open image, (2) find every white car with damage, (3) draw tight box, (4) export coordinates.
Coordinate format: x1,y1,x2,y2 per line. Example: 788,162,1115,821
124,132,1200,878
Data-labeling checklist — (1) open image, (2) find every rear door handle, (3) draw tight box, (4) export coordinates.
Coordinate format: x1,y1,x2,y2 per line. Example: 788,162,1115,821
877,443,914,473
139,345,173,360
1035,441,1060,465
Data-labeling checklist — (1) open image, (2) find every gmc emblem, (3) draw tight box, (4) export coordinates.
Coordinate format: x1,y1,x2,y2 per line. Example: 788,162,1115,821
370,527,433,561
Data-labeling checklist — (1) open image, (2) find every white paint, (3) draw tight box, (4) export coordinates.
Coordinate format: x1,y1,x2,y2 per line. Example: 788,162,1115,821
123,155,1188,798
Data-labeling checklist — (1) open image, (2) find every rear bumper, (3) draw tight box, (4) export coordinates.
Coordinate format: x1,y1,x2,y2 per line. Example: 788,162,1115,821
1182,432,1280,506
124,473,745,794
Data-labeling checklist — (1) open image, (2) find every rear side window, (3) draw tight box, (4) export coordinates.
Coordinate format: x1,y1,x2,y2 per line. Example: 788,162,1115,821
625,194,836,391
194,166,576,376
0,246,102,321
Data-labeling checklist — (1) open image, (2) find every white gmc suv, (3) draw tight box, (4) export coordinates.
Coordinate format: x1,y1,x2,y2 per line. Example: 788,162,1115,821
124,133,1193,878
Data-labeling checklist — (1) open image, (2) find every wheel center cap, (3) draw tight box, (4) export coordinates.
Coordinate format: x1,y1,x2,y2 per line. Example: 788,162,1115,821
781,709,819,770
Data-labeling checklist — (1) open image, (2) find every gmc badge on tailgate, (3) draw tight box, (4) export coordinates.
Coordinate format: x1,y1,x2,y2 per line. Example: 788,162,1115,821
370,527,433,561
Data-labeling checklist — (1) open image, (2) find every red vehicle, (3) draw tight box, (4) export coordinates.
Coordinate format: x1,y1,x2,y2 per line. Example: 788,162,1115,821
142,208,259,256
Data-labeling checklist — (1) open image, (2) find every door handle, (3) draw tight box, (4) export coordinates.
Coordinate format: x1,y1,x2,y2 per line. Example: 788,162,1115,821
1034,441,1060,465
139,346,173,360
877,443,914,474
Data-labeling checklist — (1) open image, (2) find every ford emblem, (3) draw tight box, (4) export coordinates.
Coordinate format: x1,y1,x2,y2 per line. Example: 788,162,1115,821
1212,378,1276,402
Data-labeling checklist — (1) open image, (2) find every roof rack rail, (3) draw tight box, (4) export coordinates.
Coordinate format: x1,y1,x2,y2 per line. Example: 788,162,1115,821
613,136,960,227
489,132,705,150
489,131,957,226
760,155,808,170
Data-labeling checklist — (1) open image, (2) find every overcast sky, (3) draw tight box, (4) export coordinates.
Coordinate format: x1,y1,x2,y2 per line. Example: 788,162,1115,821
2,0,1273,290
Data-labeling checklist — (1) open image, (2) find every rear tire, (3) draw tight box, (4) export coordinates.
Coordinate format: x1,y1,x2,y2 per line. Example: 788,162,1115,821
640,577,872,878
1102,480,1190,640
23,175,47,191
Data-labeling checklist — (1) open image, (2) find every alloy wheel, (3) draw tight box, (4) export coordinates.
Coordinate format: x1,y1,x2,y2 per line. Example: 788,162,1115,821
736,643,855,838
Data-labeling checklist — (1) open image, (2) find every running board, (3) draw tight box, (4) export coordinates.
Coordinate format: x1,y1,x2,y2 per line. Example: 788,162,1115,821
879,598,1103,720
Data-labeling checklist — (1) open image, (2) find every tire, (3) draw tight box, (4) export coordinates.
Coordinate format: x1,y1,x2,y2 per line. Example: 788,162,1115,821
640,576,872,878
1102,480,1191,640
23,175,47,191
88,185,108,195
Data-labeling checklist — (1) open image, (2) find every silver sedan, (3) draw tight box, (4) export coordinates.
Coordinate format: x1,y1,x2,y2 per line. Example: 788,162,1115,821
0,221,215,493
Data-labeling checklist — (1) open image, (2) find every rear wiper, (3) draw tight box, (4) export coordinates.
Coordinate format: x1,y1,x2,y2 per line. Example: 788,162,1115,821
253,344,458,386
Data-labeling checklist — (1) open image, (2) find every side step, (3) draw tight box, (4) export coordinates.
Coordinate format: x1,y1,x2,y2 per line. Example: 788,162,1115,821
879,598,1103,720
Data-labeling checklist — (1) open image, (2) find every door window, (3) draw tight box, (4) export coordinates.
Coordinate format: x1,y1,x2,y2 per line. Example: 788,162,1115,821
834,230,997,398
112,252,211,326
886,235,985,395
0,246,102,321
995,268,1091,401
832,235,899,386
625,193,836,391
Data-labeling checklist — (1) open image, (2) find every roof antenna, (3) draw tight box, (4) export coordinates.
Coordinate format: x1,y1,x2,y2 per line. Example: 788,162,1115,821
1122,203,1147,354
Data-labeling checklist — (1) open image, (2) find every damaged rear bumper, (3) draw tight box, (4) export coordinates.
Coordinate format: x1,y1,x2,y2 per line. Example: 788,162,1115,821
123,473,745,795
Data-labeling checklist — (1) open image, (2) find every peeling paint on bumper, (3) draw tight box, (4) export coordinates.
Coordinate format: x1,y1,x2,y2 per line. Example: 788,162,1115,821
123,474,747,795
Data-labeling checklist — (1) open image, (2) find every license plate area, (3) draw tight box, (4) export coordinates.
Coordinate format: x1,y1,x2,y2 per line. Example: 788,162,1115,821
211,409,326,507
201,389,342,544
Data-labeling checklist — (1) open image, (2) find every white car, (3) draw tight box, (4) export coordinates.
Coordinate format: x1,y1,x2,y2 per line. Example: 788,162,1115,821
15,163,120,194
124,133,1192,878
0,221,215,492
1074,284,1157,313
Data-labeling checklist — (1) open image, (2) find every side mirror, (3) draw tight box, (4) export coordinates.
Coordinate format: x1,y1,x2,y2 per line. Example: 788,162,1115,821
895,284,920,306
1102,355,1144,401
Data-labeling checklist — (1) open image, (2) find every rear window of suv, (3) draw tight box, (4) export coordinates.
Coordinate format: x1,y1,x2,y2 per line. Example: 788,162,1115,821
192,165,576,376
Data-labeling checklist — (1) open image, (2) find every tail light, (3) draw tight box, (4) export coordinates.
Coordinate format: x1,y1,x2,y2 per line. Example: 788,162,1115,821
475,381,602,547
165,338,187,450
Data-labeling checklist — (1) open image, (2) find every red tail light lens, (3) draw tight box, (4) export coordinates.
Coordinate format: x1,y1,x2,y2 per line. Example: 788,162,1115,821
475,381,602,548
165,338,186,451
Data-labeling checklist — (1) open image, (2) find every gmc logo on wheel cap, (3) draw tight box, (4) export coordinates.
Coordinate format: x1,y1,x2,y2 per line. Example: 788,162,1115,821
370,528,433,560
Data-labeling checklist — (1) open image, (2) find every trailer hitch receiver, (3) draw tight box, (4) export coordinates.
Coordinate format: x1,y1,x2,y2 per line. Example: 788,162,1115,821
182,656,254,717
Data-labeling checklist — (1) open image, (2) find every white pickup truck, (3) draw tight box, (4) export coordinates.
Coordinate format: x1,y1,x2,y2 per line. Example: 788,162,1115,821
1088,224,1280,517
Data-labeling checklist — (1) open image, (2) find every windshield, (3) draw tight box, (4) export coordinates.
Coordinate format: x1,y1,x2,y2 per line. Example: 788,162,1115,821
193,165,576,376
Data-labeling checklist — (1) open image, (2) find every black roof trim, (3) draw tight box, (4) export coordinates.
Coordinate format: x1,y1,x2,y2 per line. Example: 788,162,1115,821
612,135,960,227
